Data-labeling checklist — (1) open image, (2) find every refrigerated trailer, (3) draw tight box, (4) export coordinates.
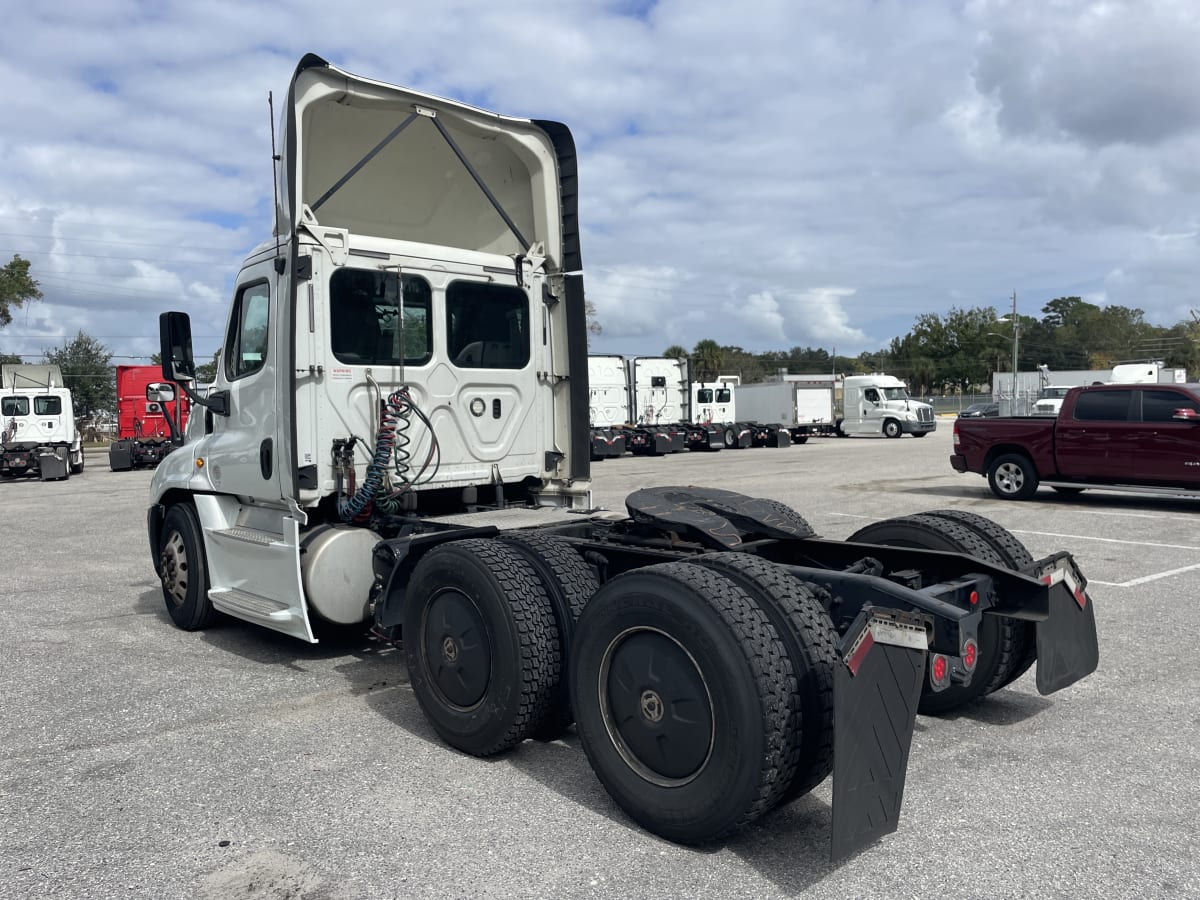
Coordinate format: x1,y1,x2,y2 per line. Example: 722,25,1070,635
147,53,1098,861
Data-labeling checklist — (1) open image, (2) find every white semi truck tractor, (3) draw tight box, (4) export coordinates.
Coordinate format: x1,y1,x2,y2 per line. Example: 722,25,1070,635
0,364,84,480
148,54,1097,860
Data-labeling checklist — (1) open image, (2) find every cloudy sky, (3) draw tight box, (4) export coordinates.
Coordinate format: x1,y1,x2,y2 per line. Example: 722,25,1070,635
2,0,1198,365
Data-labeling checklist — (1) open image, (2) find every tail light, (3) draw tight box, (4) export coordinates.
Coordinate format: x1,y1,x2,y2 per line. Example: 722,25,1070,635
929,653,951,690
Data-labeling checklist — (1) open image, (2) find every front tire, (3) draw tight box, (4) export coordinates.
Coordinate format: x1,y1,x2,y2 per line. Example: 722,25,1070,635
159,503,216,630
883,419,902,439
987,453,1039,500
404,539,561,757
570,562,795,843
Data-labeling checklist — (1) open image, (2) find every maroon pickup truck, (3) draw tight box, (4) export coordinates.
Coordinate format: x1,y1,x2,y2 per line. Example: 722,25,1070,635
951,383,1200,500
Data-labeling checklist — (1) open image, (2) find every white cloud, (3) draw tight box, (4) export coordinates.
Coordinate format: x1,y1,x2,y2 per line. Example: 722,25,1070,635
1,0,1198,371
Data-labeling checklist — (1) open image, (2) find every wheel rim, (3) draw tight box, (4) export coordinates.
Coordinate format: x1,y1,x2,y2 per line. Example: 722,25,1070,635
886,422,899,437
598,627,714,787
160,530,189,607
421,589,491,709
995,462,1025,494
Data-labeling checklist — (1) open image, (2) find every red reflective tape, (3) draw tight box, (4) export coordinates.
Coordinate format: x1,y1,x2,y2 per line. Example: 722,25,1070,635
845,629,875,677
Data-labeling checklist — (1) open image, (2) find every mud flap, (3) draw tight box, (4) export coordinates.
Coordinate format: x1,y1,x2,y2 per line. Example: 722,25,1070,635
831,608,928,862
1033,554,1100,695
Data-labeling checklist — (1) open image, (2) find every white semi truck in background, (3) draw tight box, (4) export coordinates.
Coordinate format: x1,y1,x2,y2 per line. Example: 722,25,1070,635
147,53,1097,860
742,373,935,439
839,374,936,437
0,364,85,480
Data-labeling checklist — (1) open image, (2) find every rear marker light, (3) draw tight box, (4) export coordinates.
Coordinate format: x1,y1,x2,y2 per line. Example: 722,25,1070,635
962,638,979,672
969,590,979,606
930,654,950,689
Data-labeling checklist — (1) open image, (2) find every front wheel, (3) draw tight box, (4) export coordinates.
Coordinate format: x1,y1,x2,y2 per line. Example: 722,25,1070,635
987,453,1039,500
882,419,902,439
159,504,216,630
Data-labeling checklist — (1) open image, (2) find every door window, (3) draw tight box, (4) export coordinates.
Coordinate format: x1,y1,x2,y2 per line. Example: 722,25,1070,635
446,282,530,369
697,388,714,403
1074,390,1133,421
225,281,271,380
1141,390,1200,422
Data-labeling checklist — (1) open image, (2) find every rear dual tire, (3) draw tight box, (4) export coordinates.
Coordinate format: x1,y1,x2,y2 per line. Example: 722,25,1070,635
570,562,797,843
847,511,1033,714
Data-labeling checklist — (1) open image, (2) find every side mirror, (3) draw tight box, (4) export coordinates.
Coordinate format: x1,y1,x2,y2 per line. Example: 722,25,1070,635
1172,408,1200,422
146,382,177,403
159,312,196,383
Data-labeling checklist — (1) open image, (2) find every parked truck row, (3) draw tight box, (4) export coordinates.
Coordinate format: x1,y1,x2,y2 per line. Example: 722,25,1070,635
147,54,1098,860
588,358,935,459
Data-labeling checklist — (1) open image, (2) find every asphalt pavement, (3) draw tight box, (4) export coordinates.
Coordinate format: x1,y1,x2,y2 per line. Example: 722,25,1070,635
2,427,1197,899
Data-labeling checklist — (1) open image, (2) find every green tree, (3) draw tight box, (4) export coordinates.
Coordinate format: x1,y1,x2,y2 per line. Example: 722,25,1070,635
692,339,723,381
662,344,688,360
0,254,42,327
43,331,115,416
0,351,20,366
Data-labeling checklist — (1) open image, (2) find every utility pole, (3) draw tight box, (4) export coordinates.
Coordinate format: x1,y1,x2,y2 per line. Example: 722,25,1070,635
1010,290,1019,405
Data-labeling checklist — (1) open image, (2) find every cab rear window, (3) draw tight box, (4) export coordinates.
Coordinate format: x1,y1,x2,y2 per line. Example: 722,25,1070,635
2,396,29,416
34,396,61,415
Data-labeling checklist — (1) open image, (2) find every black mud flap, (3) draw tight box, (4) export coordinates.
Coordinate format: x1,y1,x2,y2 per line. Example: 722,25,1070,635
831,608,928,862
1032,553,1100,695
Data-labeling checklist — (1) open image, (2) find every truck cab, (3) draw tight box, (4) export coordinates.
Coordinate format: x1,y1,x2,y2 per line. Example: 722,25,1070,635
150,54,590,642
840,374,936,438
0,364,83,480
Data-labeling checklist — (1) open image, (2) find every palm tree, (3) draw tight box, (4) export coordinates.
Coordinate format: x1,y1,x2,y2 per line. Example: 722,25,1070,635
692,339,723,382
663,345,688,360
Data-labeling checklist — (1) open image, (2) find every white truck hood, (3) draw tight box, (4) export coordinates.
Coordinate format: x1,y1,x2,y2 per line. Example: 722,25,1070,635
276,54,580,273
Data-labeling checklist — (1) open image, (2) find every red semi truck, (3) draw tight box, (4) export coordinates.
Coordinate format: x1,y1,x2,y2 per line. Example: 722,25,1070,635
109,365,189,471
951,382,1200,500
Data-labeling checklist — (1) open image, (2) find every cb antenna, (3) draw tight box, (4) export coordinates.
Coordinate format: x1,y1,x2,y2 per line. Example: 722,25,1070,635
269,91,282,264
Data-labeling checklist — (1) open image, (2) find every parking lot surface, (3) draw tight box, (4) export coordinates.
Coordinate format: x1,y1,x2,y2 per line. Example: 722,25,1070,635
2,427,1197,898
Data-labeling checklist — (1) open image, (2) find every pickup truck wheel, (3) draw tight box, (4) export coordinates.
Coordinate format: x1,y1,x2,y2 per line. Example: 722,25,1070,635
847,515,1026,715
404,539,561,757
883,419,902,439
690,553,836,802
158,503,217,630
570,561,794,843
497,532,599,740
987,453,1039,500
919,510,1038,689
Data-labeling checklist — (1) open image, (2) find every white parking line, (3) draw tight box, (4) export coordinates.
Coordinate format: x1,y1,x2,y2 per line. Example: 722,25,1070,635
1010,530,1200,553
1088,562,1200,588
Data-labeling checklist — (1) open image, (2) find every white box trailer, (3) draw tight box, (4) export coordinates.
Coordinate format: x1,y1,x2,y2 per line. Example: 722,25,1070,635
0,364,84,480
585,354,630,459
736,381,836,444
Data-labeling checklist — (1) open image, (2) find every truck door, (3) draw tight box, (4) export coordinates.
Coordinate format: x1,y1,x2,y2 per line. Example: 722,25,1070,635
1054,389,1135,481
441,276,544,481
203,267,284,501
1132,388,1200,486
